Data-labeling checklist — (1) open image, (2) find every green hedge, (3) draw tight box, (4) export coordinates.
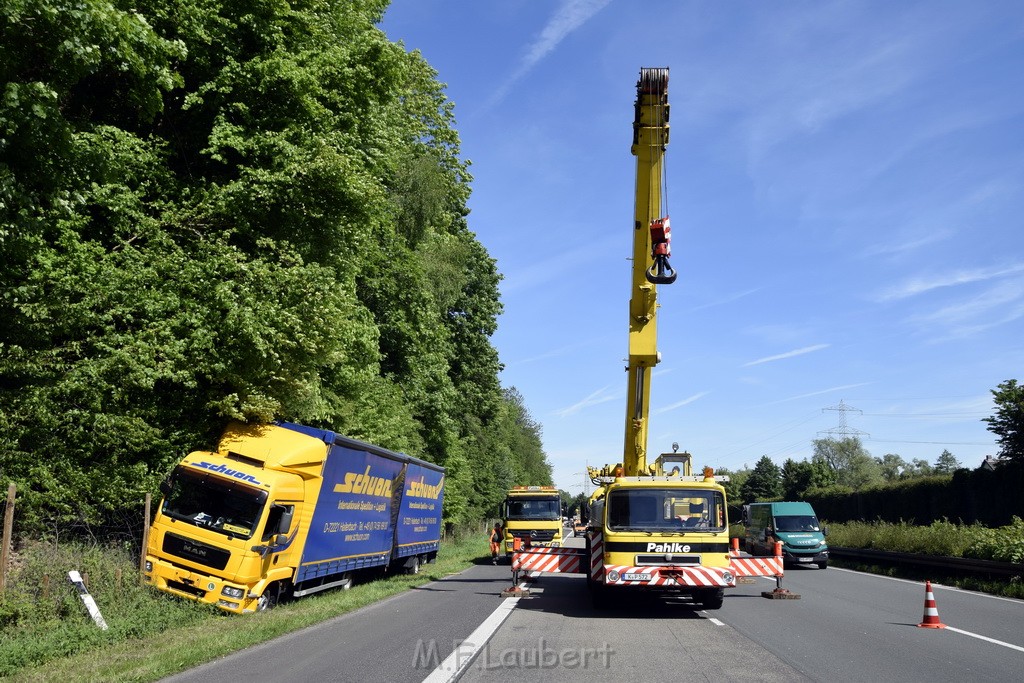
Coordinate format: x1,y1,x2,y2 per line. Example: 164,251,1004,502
804,462,1024,525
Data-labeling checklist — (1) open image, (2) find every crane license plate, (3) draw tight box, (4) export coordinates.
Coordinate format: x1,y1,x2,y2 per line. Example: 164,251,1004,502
622,573,651,581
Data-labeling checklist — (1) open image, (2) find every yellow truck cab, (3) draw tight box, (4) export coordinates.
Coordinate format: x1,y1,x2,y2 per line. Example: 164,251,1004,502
501,486,563,557
144,421,444,613
587,471,733,609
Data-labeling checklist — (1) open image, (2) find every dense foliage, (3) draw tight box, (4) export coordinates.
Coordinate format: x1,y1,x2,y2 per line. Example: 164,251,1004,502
826,517,1024,564
0,0,550,533
984,379,1024,463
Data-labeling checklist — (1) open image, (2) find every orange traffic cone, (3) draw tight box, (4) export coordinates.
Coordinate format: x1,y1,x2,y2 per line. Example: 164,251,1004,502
917,580,947,629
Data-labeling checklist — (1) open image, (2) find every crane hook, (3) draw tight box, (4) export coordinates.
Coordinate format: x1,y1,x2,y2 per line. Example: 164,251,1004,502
646,216,677,284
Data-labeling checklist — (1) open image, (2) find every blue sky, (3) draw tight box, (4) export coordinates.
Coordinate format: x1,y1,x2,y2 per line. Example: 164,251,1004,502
380,1,1024,495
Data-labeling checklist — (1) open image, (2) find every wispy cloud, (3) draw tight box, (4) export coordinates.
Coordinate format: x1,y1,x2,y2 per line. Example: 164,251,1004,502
690,288,762,312
876,263,1024,302
501,233,619,294
743,344,830,367
654,392,710,414
910,279,1024,339
555,385,618,417
483,0,612,110
763,382,874,406
861,227,955,259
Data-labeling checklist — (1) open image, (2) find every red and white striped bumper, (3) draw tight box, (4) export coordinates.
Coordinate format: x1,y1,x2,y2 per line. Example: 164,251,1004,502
599,564,736,587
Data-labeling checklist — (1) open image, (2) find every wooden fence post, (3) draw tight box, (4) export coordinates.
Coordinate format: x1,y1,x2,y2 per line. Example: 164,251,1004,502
139,493,151,580
1,483,15,595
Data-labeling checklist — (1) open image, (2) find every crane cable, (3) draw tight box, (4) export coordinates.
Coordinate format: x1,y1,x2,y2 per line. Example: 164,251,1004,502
645,77,676,285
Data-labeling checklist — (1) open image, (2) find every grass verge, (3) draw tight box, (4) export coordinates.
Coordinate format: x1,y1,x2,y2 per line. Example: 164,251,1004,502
826,518,1024,599
2,533,488,682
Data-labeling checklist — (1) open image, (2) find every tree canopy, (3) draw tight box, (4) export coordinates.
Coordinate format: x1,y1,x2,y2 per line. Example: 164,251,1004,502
740,456,782,503
984,379,1024,464
1,0,549,531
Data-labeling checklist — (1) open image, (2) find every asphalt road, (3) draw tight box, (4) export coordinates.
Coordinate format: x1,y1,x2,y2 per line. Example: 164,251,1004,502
162,532,1024,683
161,558,517,683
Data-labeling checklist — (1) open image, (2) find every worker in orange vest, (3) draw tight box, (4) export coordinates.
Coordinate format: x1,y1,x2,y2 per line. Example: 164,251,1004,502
489,523,503,564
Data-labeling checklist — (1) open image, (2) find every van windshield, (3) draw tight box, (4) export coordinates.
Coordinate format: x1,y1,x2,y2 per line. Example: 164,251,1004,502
774,515,820,532
161,467,268,540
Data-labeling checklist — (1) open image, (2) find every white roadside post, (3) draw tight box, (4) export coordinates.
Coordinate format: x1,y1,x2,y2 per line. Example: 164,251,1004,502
67,570,109,630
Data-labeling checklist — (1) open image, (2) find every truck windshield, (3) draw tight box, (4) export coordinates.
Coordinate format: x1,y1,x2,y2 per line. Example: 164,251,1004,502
607,488,726,532
774,515,820,532
161,467,268,540
504,498,561,521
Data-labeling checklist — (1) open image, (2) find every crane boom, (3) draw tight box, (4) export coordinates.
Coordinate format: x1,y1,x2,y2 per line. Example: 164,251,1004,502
623,67,674,477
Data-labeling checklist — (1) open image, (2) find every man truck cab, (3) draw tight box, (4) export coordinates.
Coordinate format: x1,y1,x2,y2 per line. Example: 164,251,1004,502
744,501,829,569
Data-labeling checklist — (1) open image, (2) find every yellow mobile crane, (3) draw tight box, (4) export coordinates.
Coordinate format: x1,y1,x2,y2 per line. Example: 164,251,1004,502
583,67,734,609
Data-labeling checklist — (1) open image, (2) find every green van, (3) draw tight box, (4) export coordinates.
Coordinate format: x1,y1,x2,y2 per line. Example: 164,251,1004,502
743,501,829,569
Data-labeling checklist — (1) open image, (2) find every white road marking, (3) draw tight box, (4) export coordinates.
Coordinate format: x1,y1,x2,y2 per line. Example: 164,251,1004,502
829,567,1024,603
421,583,527,683
946,626,1024,653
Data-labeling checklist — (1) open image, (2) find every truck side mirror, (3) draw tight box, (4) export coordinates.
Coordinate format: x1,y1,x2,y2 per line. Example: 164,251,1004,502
271,533,289,547
278,506,293,535
159,479,172,497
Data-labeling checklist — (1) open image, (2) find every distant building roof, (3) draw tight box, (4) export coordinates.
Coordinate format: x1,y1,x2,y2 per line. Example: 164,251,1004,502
980,455,1005,471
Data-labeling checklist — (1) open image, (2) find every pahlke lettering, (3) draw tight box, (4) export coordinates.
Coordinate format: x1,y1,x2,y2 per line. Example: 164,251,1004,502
646,542,690,553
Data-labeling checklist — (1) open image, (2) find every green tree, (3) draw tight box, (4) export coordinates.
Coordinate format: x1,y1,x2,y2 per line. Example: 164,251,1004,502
983,379,1024,464
779,458,835,499
0,0,532,530
715,465,749,505
934,449,961,474
812,437,881,490
740,456,783,503
908,458,934,477
876,453,907,481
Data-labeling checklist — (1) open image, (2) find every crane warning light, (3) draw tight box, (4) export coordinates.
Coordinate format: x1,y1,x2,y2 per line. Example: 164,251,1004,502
703,466,715,480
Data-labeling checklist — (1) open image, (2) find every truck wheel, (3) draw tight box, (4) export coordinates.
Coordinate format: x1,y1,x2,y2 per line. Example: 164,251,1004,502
337,573,353,590
256,583,280,612
695,588,724,610
406,556,420,575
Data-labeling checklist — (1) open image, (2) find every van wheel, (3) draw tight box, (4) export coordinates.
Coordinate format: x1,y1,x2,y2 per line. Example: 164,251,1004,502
817,561,828,569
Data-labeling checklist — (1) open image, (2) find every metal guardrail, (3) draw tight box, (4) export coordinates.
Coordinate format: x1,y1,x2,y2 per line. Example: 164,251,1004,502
829,546,1024,578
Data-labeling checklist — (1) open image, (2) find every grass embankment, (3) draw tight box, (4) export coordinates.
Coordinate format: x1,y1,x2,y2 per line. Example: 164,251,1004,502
0,533,488,682
825,517,1024,599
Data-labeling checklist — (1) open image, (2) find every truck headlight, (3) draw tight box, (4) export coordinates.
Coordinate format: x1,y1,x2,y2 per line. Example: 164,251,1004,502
221,585,245,599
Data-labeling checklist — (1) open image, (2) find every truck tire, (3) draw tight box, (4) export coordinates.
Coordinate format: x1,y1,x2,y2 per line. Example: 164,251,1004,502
695,588,724,610
256,582,282,612
406,556,420,575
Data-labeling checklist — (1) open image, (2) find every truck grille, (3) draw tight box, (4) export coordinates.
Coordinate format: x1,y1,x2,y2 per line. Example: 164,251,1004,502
511,529,557,543
635,554,701,566
163,533,231,570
